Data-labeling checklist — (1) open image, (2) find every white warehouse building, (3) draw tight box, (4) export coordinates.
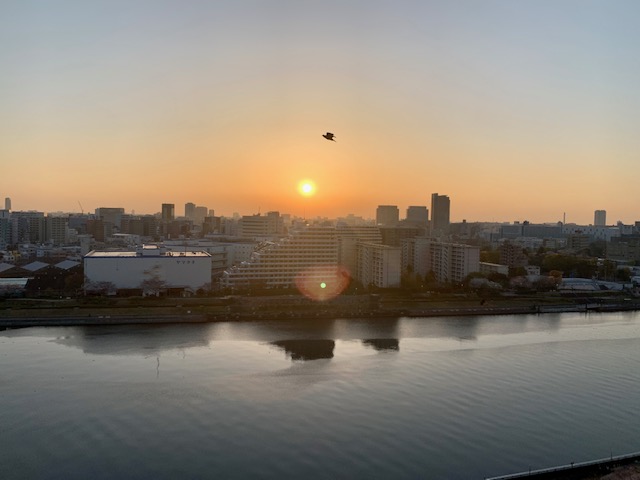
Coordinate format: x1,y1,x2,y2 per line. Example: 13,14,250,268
84,245,211,293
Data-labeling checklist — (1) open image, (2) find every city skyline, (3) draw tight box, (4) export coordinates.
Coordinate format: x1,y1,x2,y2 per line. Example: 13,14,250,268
0,196,631,228
2,1,640,224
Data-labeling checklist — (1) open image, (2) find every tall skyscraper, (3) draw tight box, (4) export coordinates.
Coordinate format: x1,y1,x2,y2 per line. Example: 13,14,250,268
185,202,196,219
194,206,208,225
430,193,450,234
0,211,10,248
239,211,284,239
95,207,125,231
161,203,175,222
46,215,69,245
11,211,46,244
4,197,11,211
376,205,399,226
594,210,606,226
405,206,429,225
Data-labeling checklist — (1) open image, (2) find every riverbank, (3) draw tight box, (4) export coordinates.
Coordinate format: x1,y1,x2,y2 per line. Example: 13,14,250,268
486,451,640,479
1,293,639,328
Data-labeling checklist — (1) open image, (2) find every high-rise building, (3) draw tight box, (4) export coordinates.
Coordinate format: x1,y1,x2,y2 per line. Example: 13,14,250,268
194,206,208,225
202,216,221,235
95,207,125,235
46,215,69,245
430,241,479,283
222,226,338,290
11,211,46,244
376,205,399,226
0,213,10,248
357,242,401,288
161,204,175,222
499,241,528,267
405,206,429,226
430,193,450,234
185,202,196,219
86,219,106,242
335,225,382,275
4,197,11,211
239,212,284,239
379,226,424,247
404,238,479,283
594,210,606,226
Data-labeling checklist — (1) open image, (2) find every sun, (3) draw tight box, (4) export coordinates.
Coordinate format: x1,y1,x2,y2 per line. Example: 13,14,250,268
298,180,316,197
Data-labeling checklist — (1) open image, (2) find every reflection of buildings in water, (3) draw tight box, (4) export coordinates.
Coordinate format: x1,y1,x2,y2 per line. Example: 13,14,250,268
51,324,214,356
271,339,335,361
219,317,338,343
362,338,399,351
406,315,481,341
333,317,400,340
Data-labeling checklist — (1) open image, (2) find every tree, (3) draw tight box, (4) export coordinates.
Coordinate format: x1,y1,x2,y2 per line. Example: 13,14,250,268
401,267,422,290
64,272,85,294
83,280,117,296
616,267,631,282
543,254,596,278
140,265,166,296
508,266,527,278
480,249,500,264
588,241,606,258
533,276,559,292
487,272,508,287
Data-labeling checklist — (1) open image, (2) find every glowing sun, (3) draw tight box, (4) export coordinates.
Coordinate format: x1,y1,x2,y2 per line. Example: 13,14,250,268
298,180,316,197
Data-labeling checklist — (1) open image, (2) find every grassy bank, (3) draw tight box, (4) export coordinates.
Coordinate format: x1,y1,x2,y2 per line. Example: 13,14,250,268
1,291,639,327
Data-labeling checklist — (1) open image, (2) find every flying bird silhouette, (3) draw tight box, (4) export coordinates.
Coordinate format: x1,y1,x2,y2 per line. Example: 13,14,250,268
322,132,336,142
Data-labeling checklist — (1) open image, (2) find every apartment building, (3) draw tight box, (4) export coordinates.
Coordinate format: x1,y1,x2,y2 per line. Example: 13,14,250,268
221,226,338,290
357,242,401,288
404,238,480,283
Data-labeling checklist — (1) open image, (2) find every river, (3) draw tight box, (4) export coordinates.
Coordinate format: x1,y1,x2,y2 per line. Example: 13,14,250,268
2,311,640,479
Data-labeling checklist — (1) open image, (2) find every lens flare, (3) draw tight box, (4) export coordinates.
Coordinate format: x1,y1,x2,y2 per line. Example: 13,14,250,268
295,265,351,302
298,180,316,197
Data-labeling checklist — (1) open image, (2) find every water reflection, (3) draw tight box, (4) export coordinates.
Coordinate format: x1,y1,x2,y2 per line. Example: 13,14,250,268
333,317,400,341
3,311,633,360
271,339,335,361
50,324,215,356
210,317,338,342
362,339,399,351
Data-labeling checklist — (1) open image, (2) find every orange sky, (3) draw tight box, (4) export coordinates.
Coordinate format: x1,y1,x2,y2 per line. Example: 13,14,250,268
2,1,639,225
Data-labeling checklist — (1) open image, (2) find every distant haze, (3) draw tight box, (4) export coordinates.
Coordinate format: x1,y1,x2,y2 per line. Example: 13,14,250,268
2,1,639,224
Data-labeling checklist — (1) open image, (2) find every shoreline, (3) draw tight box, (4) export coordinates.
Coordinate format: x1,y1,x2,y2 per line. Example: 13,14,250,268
486,450,640,480
1,301,639,328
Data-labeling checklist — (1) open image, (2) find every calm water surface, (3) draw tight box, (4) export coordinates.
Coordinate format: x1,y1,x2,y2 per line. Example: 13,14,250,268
2,312,640,479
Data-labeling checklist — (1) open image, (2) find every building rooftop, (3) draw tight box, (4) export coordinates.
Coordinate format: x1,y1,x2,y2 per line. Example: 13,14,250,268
0,263,14,273
55,260,81,270
85,250,210,258
23,261,50,272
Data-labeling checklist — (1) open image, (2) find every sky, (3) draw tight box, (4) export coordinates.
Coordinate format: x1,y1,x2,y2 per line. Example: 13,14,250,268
1,0,640,224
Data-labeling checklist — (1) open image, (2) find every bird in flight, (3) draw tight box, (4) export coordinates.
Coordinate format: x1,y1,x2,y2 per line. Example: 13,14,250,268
322,132,336,142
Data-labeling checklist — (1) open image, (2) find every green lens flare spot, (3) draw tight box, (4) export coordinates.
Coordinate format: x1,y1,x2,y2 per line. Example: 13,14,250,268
320,282,327,289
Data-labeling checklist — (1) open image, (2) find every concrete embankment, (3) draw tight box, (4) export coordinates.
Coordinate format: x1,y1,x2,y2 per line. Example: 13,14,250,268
0,314,210,328
486,451,640,479
1,302,639,328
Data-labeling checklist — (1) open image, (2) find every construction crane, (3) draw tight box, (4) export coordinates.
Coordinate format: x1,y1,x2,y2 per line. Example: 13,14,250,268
78,201,84,214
